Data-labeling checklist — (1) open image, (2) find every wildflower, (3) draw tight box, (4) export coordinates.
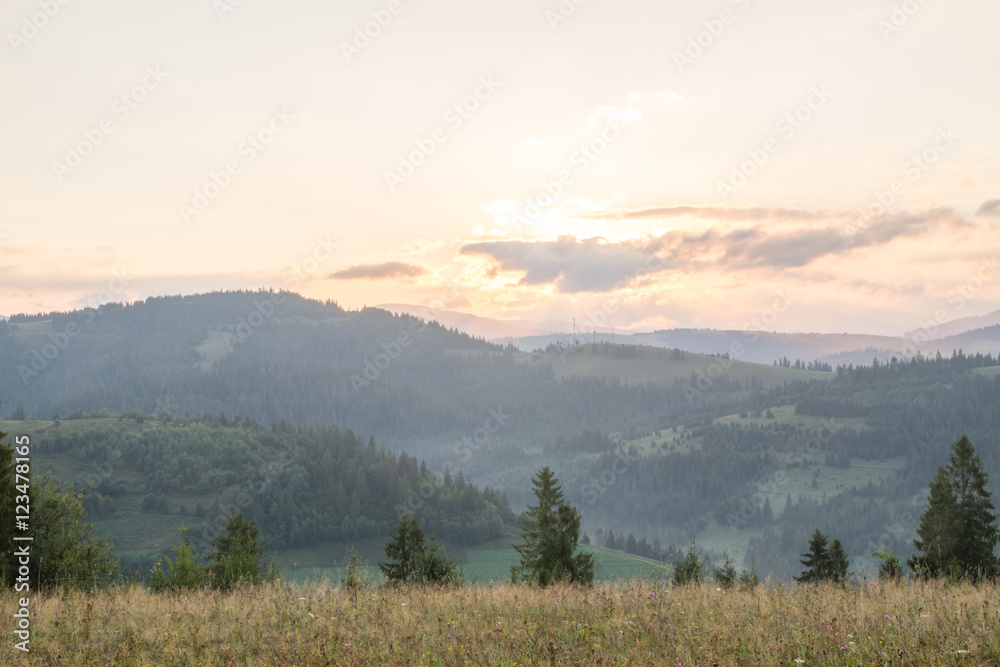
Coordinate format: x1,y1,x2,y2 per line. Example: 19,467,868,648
795,660,806,664
883,614,891,619
650,592,656,598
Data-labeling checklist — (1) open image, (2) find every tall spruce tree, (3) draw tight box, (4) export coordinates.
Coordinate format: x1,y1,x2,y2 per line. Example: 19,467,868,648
796,529,830,583
512,467,594,587
827,539,850,584
379,515,460,585
909,435,999,582
379,515,425,583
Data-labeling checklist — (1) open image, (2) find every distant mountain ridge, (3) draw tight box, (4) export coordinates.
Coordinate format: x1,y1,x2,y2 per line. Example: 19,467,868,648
379,304,1000,364
376,303,563,339
902,309,1000,340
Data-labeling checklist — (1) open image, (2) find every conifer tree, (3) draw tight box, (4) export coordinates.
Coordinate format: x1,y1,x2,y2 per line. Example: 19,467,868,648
380,515,426,583
380,515,460,584
150,528,206,592
796,529,830,583
909,435,999,582
512,467,594,587
207,510,276,590
827,539,850,584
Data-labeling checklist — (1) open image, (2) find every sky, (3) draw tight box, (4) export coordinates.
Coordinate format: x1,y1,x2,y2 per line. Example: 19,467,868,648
2,0,999,336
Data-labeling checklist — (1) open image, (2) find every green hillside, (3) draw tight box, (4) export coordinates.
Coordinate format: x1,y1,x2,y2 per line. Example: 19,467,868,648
514,343,833,388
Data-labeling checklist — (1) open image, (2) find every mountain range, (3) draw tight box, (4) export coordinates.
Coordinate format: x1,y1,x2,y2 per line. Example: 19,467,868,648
379,303,1000,365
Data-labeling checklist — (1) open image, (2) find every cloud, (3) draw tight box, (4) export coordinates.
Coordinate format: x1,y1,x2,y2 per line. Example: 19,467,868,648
460,208,968,292
461,236,663,294
691,208,965,269
975,199,1000,218
328,262,428,281
586,205,833,223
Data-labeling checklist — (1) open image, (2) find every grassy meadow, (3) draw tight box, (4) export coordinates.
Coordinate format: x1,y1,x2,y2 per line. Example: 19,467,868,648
3,580,999,665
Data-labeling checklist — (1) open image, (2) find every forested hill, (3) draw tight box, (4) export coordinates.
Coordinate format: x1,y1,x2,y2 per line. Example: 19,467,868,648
11,413,514,571
1,290,498,437
0,290,777,446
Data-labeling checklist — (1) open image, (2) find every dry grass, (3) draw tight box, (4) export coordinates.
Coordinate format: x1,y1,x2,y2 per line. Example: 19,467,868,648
2,579,999,665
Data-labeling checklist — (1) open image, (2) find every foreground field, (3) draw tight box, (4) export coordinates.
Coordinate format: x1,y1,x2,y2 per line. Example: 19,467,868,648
3,580,998,665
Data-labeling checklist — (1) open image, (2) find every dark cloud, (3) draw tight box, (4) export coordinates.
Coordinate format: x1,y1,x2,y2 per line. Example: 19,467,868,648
462,208,966,291
461,236,664,294
328,262,427,280
975,199,1000,218
714,208,962,269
